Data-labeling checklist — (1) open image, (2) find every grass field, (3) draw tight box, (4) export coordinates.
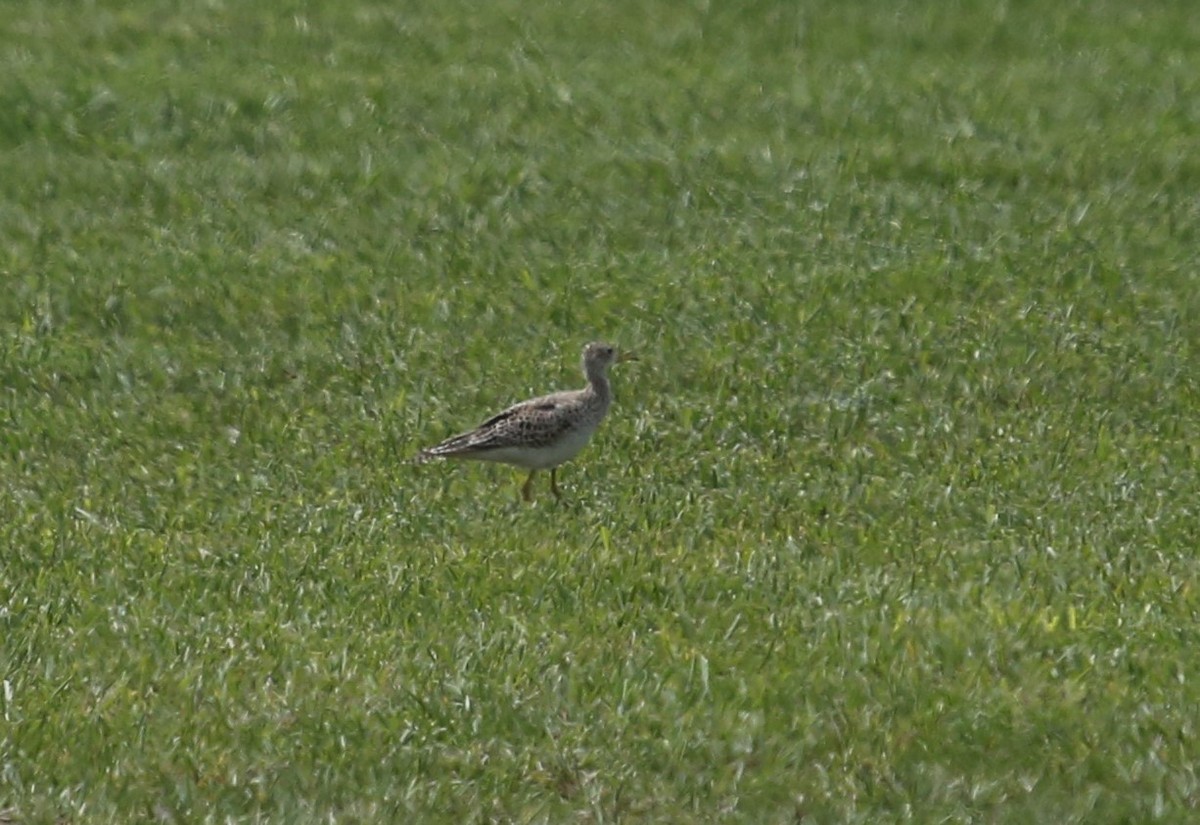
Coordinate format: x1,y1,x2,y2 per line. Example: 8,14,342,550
3,0,1200,821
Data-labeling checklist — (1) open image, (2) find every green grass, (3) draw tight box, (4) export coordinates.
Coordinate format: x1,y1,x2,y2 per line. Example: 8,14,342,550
3,0,1200,821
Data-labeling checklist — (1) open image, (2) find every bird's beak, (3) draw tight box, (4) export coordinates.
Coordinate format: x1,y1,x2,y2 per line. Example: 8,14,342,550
617,350,639,363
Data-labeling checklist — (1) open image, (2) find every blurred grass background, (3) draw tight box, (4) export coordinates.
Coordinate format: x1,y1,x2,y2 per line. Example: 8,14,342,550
2,1,1199,822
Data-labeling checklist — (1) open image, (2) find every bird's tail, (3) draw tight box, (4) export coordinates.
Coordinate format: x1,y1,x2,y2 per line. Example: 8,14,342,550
414,432,477,463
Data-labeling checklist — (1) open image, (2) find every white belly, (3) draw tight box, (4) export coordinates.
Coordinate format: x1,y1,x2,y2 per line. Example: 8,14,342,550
477,425,597,469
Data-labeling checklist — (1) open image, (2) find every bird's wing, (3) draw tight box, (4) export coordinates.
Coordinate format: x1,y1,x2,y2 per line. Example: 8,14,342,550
423,391,580,456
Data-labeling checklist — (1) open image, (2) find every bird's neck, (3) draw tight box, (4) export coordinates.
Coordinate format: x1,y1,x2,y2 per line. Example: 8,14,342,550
584,370,611,402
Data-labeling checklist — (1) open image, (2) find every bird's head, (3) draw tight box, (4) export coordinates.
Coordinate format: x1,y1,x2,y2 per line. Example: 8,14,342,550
582,341,636,378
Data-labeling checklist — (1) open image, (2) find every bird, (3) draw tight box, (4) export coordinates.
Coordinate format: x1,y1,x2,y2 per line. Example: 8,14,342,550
418,341,636,502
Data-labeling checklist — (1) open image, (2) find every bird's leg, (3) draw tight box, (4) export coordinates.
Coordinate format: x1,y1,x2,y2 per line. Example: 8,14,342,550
521,470,537,502
550,468,562,500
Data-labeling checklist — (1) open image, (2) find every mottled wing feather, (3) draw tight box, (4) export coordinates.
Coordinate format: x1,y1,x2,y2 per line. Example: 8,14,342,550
421,392,581,458
476,399,551,430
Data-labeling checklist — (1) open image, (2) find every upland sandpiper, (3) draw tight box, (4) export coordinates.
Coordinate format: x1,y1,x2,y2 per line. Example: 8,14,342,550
418,341,636,501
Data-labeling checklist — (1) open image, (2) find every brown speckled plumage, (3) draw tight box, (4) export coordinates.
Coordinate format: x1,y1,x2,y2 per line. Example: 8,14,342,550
419,342,635,501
